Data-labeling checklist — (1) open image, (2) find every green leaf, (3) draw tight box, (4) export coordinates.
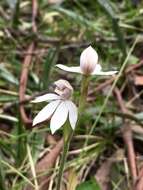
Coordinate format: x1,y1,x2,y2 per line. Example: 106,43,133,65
42,48,58,89
28,130,45,163
0,65,18,85
15,117,27,167
0,152,6,190
97,0,115,18
53,6,92,27
76,179,101,190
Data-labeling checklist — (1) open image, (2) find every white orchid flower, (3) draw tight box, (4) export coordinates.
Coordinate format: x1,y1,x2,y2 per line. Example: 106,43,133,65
32,79,78,134
56,46,117,76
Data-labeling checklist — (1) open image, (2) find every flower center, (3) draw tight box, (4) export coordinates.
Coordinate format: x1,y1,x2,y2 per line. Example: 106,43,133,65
55,86,72,99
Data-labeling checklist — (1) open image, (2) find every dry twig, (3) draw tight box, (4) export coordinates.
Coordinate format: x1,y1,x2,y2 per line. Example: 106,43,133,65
19,43,34,125
25,138,64,190
114,87,137,186
19,0,38,126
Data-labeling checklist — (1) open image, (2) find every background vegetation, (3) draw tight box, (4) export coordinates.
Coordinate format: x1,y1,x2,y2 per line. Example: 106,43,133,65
0,0,143,189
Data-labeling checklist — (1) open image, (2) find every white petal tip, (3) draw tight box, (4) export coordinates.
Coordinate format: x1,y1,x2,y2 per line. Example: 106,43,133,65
56,64,81,73
56,64,69,72
56,64,65,69
31,100,37,103
92,70,118,76
65,100,78,130
56,64,61,67
70,118,78,130
108,71,118,75
32,118,42,126
71,124,76,130
32,117,41,127
51,129,56,134
31,93,60,103
32,120,38,126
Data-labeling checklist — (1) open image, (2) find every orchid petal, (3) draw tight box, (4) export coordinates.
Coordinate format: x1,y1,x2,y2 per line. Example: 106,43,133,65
93,64,102,73
33,100,61,126
65,100,78,130
80,46,98,74
50,101,68,134
56,64,82,73
32,93,60,103
92,70,118,75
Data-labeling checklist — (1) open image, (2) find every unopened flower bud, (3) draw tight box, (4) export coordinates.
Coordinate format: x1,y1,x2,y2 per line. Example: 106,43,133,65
80,46,98,75
54,79,73,99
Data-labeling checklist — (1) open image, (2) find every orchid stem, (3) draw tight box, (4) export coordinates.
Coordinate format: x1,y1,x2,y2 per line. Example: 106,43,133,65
78,75,90,121
77,75,90,160
56,124,73,190
56,76,90,190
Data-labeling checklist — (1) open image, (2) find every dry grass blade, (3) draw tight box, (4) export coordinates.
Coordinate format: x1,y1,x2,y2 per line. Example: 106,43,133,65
25,138,64,190
114,87,137,185
95,149,124,190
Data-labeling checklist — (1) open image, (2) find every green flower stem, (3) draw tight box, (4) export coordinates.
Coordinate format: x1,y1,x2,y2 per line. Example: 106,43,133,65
56,75,90,190
77,75,91,159
56,124,73,190
78,75,90,120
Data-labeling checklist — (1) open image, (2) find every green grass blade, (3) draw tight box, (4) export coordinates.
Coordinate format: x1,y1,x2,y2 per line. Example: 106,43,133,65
0,155,6,190
27,144,39,190
42,48,59,90
15,116,27,167
0,160,35,188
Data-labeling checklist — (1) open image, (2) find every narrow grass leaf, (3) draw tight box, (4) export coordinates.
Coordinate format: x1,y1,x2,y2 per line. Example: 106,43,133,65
0,160,35,188
0,65,19,85
0,154,6,190
16,117,27,167
42,48,58,89
27,144,39,190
